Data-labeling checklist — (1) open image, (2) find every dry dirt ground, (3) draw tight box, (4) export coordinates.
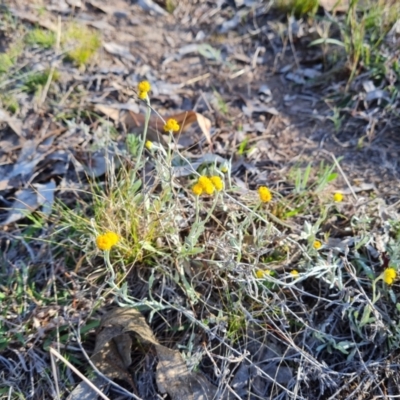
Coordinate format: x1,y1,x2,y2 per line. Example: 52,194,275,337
2,0,400,206
2,1,400,399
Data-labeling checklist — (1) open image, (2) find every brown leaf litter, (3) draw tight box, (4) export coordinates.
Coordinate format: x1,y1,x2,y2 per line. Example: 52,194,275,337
90,308,229,400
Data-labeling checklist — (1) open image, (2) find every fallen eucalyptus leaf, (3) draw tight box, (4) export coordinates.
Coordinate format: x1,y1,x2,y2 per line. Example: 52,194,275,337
137,0,168,16
103,42,136,62
0,181,56,226
0,108,23,137
66,377,108,400
94,105,213,147
91,308,228,399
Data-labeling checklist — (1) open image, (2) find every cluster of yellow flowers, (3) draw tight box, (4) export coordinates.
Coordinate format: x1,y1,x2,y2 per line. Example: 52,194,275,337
164,118,180,133
96,231,119,251
138,80,151,100
192,175,224,196
258,186,272,203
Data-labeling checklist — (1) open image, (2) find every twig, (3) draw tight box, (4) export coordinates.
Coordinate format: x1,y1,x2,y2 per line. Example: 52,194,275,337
49,346,111,400
323,150,358,201
40,16,62,106
179,73,210,88
49,348,61,400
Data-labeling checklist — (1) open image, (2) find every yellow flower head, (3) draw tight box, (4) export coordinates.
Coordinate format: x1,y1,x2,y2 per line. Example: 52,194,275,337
203,181,215,195
145,140,153,150
290,270,299,276
198,176,211,187
192,183,203,196
256,269,271,279
163,118,180,133
383,268,397,285
198,176,215,195
138,80,151,93
138,91,148,100
313,240,322,250
258,186,272,203
210,176,224,191
96,231,119,251
333,192,344,202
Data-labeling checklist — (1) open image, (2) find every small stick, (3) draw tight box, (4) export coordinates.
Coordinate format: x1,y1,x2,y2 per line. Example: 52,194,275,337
324,150,358,201
49,346,111,400
40,15,62,106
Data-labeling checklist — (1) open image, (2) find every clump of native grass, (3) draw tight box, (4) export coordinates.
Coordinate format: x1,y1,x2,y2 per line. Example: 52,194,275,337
276,0,400,92
306,0,400,86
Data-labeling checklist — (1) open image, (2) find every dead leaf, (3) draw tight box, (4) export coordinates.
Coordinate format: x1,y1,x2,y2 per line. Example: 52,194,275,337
156,345,224,400
92,334,135,387
10,8,58,31
91,308,227,399
103,42,136,62
0,181,56,226
319,0,350,12
93,104,122,122
66,0,83,7
91,308,157,388
94,105,213,148
80,149,122,178
137,0,168,16
66,377,107,400
0,139,51,190
86,0,129,16
85,19,116,32
0,108,23,137
179,111,212,148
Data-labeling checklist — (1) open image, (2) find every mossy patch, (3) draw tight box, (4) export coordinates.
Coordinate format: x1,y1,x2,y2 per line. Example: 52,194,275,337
0,39,24,74
276,0,319,16
25,28,56,49
63,23,101,67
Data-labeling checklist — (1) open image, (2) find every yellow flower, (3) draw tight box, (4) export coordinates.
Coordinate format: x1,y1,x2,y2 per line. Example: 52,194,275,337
333,192,344,202
145,140,153,150
258,186,272,203
198,176,215,195
210,176,224,191
313,240,322,250
192,183,203,196
96,232,119,251
256,269,271,279
138,80,151,93
203,182,215,195
290,270,299,276
198,176,211,187
138,91,148,100
383,268,397,285
163,118,180,133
